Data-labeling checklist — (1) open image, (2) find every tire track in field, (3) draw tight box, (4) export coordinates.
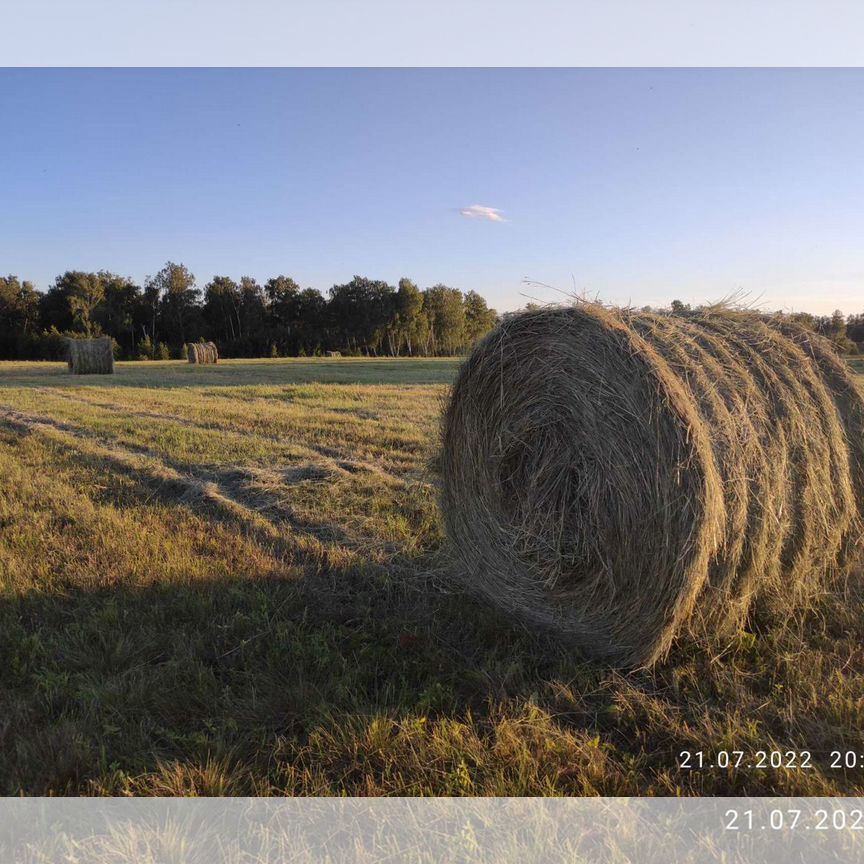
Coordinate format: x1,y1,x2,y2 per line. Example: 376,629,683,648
0,406,393,563
32,387,415,484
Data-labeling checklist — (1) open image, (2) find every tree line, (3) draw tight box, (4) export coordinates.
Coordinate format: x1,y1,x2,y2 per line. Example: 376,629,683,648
0,263,498,360
3,271,860,362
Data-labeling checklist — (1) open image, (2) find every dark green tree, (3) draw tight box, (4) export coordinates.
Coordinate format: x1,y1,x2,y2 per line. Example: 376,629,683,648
265,275,302,354
238,276,268,352
846,313,864,346
296,288,327,354
328,276,395,355
147,262,199,349
0,275,40,358
423,284,466,355
463,290,497,343
39,271,100,334
265,275,301,325
203,276,241,342
394,278,427,355
93,271,140,357
68,272,105,335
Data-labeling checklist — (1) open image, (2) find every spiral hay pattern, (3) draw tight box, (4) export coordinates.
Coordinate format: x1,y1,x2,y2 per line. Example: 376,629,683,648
440,305,864,667
67,337,114,375
187,342,219,364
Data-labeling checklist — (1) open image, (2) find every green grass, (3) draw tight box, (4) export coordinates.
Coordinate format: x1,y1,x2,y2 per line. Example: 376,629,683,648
0,356,460,389
1,357,863,795
847,356,864,376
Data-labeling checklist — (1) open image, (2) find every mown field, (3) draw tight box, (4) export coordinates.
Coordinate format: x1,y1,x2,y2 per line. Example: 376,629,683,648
1,357,863,796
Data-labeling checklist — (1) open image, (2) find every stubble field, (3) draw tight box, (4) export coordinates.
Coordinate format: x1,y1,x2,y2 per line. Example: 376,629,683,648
0,357,863,795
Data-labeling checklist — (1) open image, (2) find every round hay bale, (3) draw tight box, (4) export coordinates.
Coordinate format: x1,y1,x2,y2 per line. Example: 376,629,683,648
766,317,864,568
440,304,864,667
187,341,219,364
67,336,114,375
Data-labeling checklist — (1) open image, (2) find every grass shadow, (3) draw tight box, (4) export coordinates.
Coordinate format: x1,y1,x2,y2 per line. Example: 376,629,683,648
3,554,864,795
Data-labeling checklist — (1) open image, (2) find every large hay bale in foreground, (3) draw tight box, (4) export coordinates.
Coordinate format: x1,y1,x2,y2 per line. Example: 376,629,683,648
187,342,219,364
67,337,114,375
441,305,864,667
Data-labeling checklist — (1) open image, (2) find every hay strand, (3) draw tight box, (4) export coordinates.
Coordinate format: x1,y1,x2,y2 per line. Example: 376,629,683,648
67,337,114,375
440,304,864,667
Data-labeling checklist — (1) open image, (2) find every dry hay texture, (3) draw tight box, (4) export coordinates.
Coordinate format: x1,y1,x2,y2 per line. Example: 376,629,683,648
67,336,114,375
441,305,864,667
187,342,219,364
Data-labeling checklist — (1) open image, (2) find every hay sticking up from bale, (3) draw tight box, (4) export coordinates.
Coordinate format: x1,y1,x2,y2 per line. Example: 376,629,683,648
67,337,114,375
440,304,864,667
187,342,219,365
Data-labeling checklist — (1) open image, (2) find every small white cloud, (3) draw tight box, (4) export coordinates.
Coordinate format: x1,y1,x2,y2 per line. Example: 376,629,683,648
459,204,507,222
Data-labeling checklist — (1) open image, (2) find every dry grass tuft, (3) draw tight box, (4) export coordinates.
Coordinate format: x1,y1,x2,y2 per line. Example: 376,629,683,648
186,341,219,364
66,337,114,375
441,305,864,668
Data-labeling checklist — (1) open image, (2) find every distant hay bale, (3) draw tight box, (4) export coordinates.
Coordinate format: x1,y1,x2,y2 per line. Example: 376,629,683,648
440,305,864,667
326,350,342,358
67,337,114,375
187,342,219,365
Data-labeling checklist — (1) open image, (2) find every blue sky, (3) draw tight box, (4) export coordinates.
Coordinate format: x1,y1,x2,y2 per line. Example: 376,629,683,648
1,68,863,314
